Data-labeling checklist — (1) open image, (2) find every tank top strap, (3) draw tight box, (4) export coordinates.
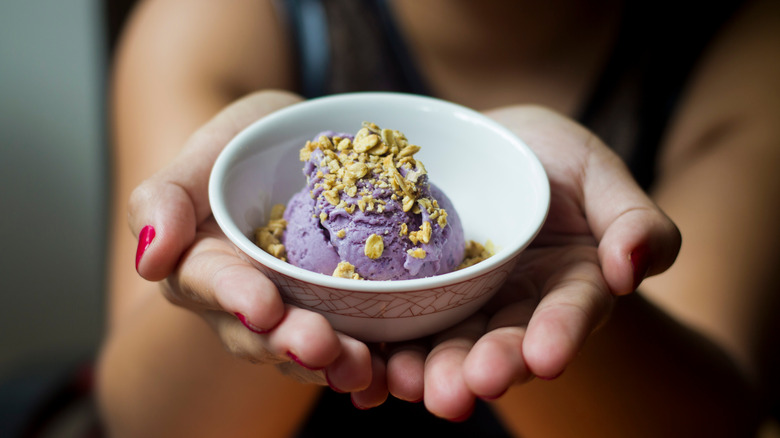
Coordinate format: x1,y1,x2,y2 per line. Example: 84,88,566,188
280,0,429,98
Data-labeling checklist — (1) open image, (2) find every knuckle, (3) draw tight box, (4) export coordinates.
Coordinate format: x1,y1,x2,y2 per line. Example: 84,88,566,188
127,180,156,230
159,280,188,308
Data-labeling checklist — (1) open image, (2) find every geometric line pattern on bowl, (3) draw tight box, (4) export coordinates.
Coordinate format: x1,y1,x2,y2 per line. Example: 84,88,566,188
252,256,517,319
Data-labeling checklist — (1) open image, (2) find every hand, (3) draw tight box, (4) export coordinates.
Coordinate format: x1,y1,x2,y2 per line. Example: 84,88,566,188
385,105,682,419
129,90,385,402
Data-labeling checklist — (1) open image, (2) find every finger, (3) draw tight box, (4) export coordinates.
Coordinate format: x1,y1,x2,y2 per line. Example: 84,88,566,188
324,333,373,393
462,299,537,399
485,105,681,295
581,137,682,295
423,314,486,421
131,90,302,280
266,305,343,371
522,247,614,379
350,353,388,410
386,341,428,403
163,225,285,333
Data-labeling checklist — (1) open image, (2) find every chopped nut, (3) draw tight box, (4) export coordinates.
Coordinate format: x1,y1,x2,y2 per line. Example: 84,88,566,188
323,189,340,206
270,204,286,220
347,162,368,179
253,219,288,262
398,144,421,158
319,211,328,222
318,135,334,150
255,229,277,249
336,229,346,239
457,240,495,270
266,219,286,238
363,121,381,134
364,234,384,259
354,133,379,152
267,243,286,259
367,142,389,155
402,195,415,212
407,248,426,259
437,209,448,228
381,128,396,149
418,221,432,244
417,198,432,213
399,223,408,236
333,261,362,280
337,138,352,151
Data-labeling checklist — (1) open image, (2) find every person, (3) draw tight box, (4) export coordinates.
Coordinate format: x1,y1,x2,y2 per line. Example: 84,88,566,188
96,0,780,436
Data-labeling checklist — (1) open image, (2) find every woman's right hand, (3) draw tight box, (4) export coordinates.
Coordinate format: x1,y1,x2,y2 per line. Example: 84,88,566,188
128,90,387,403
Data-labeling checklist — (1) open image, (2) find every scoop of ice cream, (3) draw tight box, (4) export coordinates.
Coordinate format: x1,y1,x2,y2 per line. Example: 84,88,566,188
281,123,465,281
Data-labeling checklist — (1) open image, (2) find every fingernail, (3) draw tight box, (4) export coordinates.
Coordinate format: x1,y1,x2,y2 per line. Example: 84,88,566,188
325,372,345,393
135,225,156,271
350,395,370,410
537,370,564,381
234,313,271,334
450,405,475,423
477,388,507,401
630,245,650,291
286,351,323,371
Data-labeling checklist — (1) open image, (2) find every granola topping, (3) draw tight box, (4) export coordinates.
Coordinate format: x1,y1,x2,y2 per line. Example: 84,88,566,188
253,122,493,280
364,233,384,260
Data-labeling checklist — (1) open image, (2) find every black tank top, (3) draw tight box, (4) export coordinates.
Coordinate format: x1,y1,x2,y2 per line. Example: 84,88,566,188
281,0,742,190
280,1,745,436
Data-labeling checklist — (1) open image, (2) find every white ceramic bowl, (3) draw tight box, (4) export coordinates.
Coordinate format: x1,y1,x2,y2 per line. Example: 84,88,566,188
209,92,549,342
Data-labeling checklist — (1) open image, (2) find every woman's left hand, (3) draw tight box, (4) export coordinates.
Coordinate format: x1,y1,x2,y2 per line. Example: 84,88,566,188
383,105,682,420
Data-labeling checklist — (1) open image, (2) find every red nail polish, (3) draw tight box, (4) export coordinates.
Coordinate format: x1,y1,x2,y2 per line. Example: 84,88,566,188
630,245,650,291
325,372,345,393
350,395,370,410
477,388,507,401
537,370,564,381
450,405,475,423
135,225,156,271
286,351,323,371
234,313,270,334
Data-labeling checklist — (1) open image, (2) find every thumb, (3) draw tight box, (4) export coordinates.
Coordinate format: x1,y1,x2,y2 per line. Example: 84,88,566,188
485,104,681,296
579,127,682,295
130,90,302,281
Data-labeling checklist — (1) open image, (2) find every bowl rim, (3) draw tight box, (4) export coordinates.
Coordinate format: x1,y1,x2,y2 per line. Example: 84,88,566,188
209,92,550,293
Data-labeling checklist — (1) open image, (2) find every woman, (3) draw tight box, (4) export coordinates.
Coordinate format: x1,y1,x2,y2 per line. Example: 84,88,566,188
97,0,779,436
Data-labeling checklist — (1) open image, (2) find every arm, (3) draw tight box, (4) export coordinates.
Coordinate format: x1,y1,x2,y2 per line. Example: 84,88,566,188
490,0,780,435
96,1,334,436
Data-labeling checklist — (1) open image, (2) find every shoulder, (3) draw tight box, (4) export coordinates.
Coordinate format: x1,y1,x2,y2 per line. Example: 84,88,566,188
659,0,780,173
115,0,296,96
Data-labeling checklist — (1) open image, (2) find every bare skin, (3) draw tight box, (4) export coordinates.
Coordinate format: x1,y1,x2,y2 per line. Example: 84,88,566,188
97,0,780,436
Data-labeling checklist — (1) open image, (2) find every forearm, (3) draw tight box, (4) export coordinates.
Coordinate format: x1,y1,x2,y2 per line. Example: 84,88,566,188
492,292,759,437
97,288,321,437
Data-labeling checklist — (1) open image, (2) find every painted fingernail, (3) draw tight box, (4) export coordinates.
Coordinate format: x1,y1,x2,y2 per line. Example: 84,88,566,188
286,351,323,371
350,395,370,410
537,370,564,381
325,372,345,393
450,405,475,423
630,245,650,291
234,313,271,334
477,388,507,401
135,225,156,271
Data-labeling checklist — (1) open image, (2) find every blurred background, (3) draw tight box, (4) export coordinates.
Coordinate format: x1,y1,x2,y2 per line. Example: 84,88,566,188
0,0,134,434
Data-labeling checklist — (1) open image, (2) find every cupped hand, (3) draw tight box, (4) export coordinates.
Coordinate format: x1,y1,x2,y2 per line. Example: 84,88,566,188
385,105,682,420
129,90,383,400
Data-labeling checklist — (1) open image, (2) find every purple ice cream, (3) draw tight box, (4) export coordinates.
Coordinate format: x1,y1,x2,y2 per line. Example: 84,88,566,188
280,123,464,281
